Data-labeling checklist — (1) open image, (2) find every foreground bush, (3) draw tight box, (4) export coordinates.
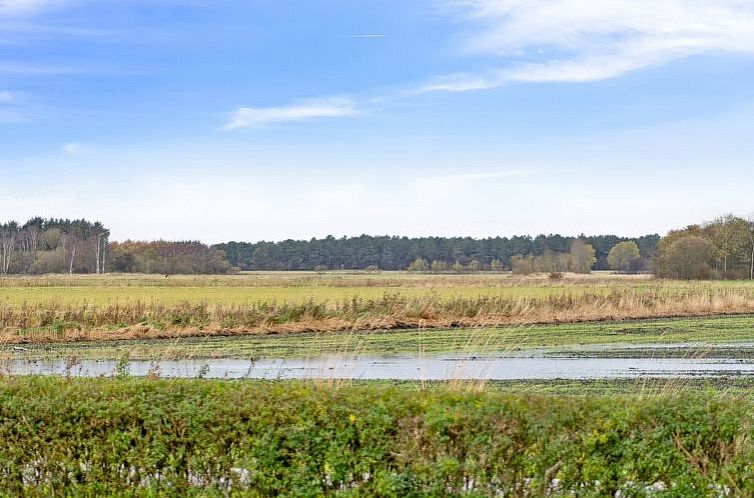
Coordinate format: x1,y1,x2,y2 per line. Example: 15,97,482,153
0,378,751,496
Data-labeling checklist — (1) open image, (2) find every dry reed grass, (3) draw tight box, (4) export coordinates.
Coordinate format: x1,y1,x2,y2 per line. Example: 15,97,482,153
0,271,650,289
2,286,754,344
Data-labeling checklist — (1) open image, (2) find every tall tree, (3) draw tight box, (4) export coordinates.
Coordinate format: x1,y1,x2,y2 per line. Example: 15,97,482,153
657,236,714,279
569,240,596,274
746,215,754,280
708,215,749,277
607,241,641,273
0,222,18,275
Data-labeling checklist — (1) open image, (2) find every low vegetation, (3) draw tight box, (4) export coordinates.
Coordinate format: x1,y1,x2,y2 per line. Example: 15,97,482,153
0,377,751,496
0,272,750,496
3,273,754,344
7,314,754,361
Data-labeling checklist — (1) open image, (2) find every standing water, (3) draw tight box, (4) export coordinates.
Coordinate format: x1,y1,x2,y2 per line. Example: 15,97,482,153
3,353,754,380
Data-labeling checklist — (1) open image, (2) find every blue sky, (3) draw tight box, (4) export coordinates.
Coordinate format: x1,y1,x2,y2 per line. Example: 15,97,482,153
3,0,754,242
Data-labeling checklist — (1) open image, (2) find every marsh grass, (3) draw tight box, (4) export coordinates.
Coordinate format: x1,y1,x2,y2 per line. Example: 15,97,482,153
2,284,754,344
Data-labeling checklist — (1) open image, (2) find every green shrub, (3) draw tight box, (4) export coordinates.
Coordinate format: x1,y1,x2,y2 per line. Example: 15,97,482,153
0,378,751,496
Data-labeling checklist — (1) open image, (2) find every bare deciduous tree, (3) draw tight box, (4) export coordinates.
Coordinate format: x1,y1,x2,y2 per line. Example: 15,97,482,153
0,223,18,275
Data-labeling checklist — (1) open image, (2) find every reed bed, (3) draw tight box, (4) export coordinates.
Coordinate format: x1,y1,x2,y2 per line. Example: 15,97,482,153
3,285,754,344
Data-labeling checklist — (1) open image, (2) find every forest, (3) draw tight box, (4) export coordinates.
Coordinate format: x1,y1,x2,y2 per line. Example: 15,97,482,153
215,234,660,272
108,241,231,275
2,216,754,278
654,215,754,279
0,218,109,275
0,218,229,275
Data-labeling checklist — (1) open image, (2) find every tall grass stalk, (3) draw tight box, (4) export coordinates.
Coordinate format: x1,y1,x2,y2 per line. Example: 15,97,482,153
2,286,754,343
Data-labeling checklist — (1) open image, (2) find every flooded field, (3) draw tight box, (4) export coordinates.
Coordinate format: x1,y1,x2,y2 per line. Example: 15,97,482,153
6,314,754,380
7,345,754,380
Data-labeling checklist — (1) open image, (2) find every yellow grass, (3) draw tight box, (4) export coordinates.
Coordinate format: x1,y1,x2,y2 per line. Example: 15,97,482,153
0,271,727,306
0,271,754,344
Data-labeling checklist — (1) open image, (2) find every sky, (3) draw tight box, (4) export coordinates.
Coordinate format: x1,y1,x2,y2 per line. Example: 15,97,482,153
3,0,754,242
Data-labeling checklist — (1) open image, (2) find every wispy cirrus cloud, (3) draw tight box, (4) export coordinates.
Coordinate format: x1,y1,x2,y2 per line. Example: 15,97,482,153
424,0,754,89
0,89,24,122
223,97,358,130
61,142,92,157
0,0,74,16
415,72,504,94
421,169,524,183
0,1,116,43
348,34,386,38
0,61,81,75
227,1,754,127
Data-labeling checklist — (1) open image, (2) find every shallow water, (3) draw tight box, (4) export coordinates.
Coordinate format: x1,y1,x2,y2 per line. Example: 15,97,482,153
4,354,754,380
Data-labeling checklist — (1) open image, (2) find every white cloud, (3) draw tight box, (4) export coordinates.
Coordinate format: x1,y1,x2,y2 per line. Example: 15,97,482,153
416,72,503,93
0,90,25,122
435,0,754,85
61,142,90,156
223,97,358,130
0,0,72,16
0,61,80,75
420,169,523,183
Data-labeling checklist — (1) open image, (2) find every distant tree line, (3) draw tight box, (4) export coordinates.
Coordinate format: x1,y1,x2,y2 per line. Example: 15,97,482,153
507,240,598,275
0,218,230,275
215,234,659,272
0,218,109,275
17,216,732,277
108,241,231,274
655,214,754,280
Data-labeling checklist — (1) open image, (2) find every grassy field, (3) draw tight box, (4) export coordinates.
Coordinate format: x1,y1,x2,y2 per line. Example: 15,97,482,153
0,272,657,306
0,377,751,496
2,271,754,372
2,271,754,306
6,314,754,360
3,272,754,344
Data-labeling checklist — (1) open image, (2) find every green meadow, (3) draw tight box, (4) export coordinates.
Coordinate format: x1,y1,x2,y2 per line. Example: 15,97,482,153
2,272,754,307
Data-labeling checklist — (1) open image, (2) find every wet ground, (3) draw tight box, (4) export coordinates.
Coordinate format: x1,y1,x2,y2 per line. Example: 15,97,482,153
5,341,754,379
